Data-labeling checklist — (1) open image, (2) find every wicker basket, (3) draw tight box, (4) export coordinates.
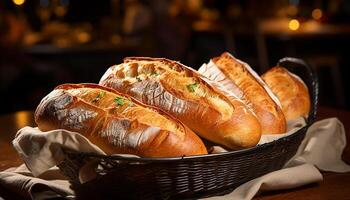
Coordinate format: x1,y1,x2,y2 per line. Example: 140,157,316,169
57,57,318,199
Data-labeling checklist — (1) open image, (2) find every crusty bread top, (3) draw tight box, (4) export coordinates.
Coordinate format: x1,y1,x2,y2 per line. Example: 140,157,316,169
261,67,310,119
106,57,237,122
54,84,185,139
212,53,283,119
100,58,263,148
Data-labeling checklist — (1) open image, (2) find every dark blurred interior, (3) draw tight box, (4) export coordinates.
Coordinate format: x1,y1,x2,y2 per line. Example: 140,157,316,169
1,0,350,114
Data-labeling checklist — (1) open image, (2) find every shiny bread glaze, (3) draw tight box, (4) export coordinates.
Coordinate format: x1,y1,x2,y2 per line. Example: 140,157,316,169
35,83,207,157
203,52,286,134
100,57,261,149
262,67,310,121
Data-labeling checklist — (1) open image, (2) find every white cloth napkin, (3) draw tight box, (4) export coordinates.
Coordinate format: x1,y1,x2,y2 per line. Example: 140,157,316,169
1,118,349,200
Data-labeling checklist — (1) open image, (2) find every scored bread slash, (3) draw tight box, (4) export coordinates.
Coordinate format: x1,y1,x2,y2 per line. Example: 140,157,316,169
35,83,207,158
199,52,286,135
100,57,262,149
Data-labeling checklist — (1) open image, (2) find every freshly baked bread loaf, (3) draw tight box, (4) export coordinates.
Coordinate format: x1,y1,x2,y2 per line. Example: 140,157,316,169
100,57,261,149
35,83,207,157
261,66,310,121
199,52,286,134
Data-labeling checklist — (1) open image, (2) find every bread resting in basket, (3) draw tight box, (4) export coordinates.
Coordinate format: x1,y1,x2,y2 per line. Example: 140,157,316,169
34,52,311,158
35,83,207,158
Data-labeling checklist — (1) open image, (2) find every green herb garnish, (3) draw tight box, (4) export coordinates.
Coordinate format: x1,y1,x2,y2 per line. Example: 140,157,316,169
114,97,125,106
92,91,106,103
150,71,159,76
136,77,142,82
98,91,106,98
186,82,199,93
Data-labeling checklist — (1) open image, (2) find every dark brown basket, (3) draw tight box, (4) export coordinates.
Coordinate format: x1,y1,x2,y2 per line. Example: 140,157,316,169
57,57,318,200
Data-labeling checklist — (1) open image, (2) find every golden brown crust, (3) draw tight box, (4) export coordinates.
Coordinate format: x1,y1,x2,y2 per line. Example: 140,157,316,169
35,83,207,157
261,67,311,121
209,52,286,134
100,57,262,149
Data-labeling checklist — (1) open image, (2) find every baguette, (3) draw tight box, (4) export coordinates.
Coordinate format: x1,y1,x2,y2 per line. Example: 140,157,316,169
199,52,286,134
35,83,207,157
100,57,261,149
261,67,310,121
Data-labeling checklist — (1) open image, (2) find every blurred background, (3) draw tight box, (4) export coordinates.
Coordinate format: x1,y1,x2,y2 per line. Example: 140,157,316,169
0,0,349,114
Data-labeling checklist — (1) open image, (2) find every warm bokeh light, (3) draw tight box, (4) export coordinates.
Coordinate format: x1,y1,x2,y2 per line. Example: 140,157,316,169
55,6,68,17
13,0,25,6
15,111,31,128
77,32,91,43
312,9,323,20
288,19,300,31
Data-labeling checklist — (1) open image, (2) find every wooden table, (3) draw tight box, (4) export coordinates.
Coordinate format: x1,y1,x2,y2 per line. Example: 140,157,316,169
0,107,349,199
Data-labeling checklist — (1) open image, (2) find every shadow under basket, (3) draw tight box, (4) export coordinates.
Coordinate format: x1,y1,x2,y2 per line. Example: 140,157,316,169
57,57,319,200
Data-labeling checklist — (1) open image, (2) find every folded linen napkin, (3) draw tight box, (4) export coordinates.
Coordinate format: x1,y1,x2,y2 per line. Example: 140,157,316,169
0,165,74,199
205,118,350,200
1,118,349,200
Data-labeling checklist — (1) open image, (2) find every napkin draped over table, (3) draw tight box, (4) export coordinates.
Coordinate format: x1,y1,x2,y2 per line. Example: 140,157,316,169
1,118,350,200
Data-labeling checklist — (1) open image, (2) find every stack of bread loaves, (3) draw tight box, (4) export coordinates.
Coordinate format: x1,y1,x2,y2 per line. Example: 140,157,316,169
35,53,310,158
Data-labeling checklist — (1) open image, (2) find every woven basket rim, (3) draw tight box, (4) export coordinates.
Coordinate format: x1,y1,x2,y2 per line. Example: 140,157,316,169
64,121,311,162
